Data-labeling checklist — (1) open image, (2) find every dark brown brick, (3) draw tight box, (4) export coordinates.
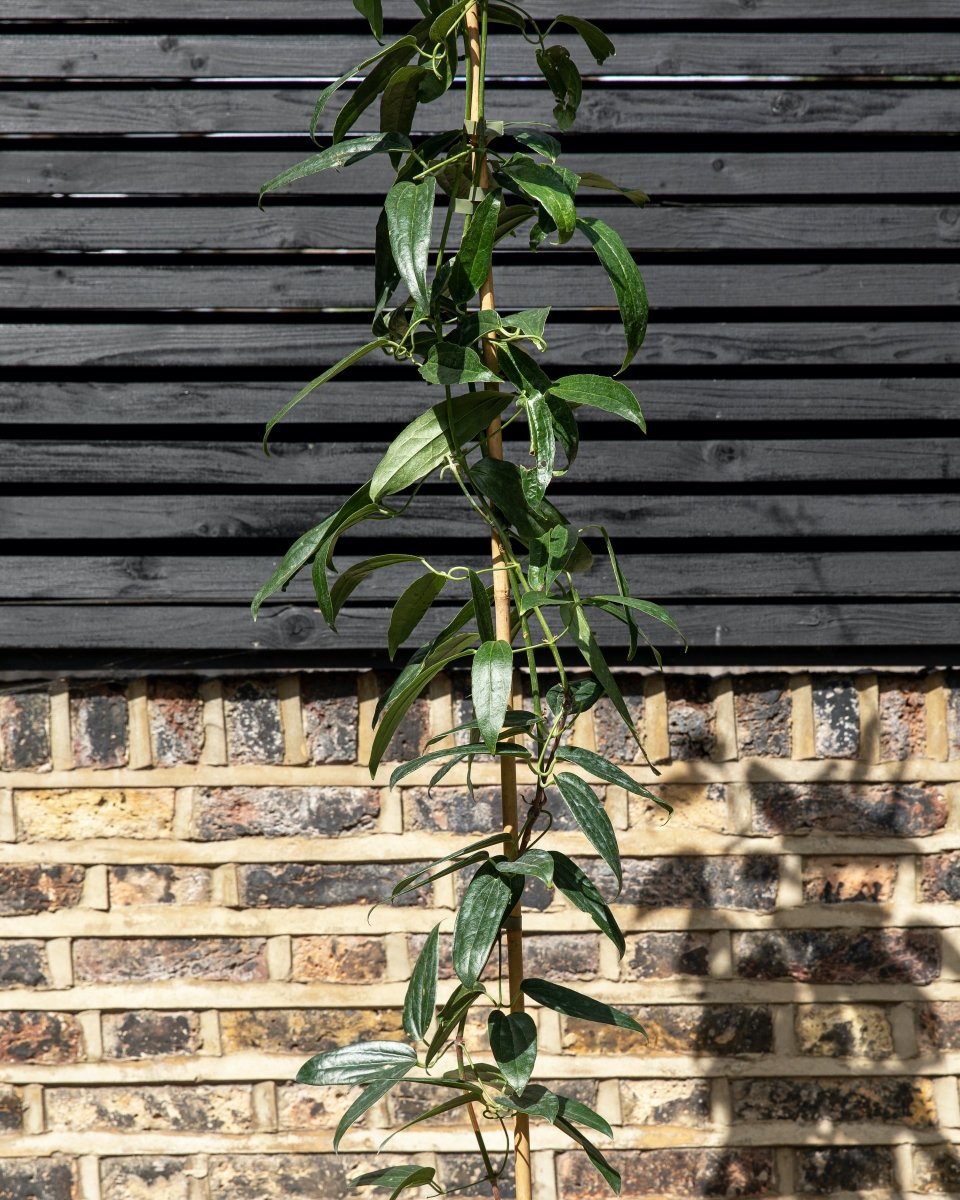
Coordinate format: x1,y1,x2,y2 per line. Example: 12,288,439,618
373,671,428,760
917,1002,960,1053
734,674,791,757
914,1145,960,1194
0,1012,84,1063
811,676,860,758
436,1152,515,1199
74,937,268,983
148,679,204,766
209,1155,412,1200
290,936,387,983
563,1004,774,1057
195,786,379,839
795,1004,893,1059
108,864,212,906
558,1148,777,1199
735,929,940,984
623,932,711,980
0,941,50,988
224,678,284,764
70,681,128,768
219,1008,403,1055
0,865,85,916
0,689,50,770
101,1158,192,1200
302,674,358,764
237,862,425,908
592,676,645,762
0,1158,78,1200
667,676,716,761
522,933,600,981
948,670,960,761
387,1079,478,1127
46,1085,253,1133
405,784,578,836
752,781,947,837
879,674,927,760
801,856,898,904
796,1147,895,1194
623,855,778,911
0,1085,22,1131
732,1076,935,1126
620,1079,711,1127
918,851,960,902
102,1011,202,1059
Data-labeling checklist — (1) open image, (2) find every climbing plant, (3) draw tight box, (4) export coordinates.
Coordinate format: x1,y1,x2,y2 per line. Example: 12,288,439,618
252,1,682,1196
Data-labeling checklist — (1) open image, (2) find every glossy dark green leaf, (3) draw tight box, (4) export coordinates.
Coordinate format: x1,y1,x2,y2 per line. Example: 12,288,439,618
334,1065,410,1152
330,553,424,621
496,342,553,398
550,850,625,957
488,1010,538,1093
388,571,447,659
545,393,579,473
403,922,440,1042
425,709,538,749
385,176,437,308
557,1117,622,1194
467,569,495,644
378,1092,477,1152
554,772,622,895
576,216,648,372
556,745,662,811
374,208,402,317
550,14,616,64
495,848,555,888
349,1165,437,1195
567,602,641,747
297,1040,417,1086
308,36,417,139
497,154,578,244
353,0,384,39
452,862,518,987
545,677,603,717
389,742,528,790
578,171,648,208
334,36,425,142
549,374,645,431
497,1083,561,1123
524,394,556,500
429,0,470,40
514,129,561,163
556,1094,613,1139
380,64,426,143
419,342,501,387
591,595,686,644
425,982,484,1066
521,978,644,1032
392,834,504,899
470,458,552,540
496,202,537,241
449,191,502,303
370,389,510,501
536,45,582,131
528,523,575,592
259,134,411,205
502,307,551,341
488,2,527,29
393,850,490,905
472,639,514,753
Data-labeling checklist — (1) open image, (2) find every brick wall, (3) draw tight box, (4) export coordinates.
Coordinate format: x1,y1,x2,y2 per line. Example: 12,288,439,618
1,668,959,1200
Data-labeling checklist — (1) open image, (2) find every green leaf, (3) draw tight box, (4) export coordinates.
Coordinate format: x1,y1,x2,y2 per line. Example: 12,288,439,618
497,1083,561,1123
449,310,503,347
514,129,561,163
550,14,616,64
330,553,425,622
554,772,622,895
591,595,686,644
392,834,505,900
545,677,603,717
308,36,418,139
334,35,425,143
496,202,537,242
389,742,529,790
578,171,648,208
528,523,575,592
472,639,514,753
353,0,384,39
502,307,550,341
429,0,470,40
521,978,644,1032
349,1166,437,1195
297,1040,417,1086
370,389,510,501
378,1092,477,1152
551,850,625,957
389,571,447,659
404,923,440,1042
556,1094,613,1139
334,1065,410,1152
261,338,389,450
497,342,553,398
470,458,553,540
449,190,502,303
419,342,501,387
556,745,667,815
426,983,484,1067
497,154,578,244
567,602,641,747
385,177,437,308
536,45,582,131
452,862,519,987
380,65,427,143
557,1117,622,1194
576,216,648,372
488,1010,538,1093
543,392,579,474
488,2,527,30
495,848,555,888
549,374,645,432
259,134,411,205
466,569,495,644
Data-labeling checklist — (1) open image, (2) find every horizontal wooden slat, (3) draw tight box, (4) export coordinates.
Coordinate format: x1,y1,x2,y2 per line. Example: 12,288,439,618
4,86,957,135
4,493,957,543
4,378,953,426
4,438,957,485
1,321,955,368
2,33,957,79
4,551,956,601
5,150,956,198
7,262,957,311
3,204,957,253
1,601,956,650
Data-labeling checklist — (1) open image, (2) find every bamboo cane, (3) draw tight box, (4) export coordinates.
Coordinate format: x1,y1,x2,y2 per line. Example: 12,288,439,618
465,4,533,1198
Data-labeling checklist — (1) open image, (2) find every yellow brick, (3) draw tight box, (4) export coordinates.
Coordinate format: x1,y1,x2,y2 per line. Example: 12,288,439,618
14,788,176,840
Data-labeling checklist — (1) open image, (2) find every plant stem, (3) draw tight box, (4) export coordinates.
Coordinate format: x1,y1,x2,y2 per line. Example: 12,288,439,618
465,3,533,1198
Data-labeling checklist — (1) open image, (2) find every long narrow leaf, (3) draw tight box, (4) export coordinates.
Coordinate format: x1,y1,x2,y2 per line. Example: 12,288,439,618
556,745,670,815
472,639,514,753
452,862,519,987
388,571,447,659
521,978,644,1033
385,176,438,308
576,216,648,373
556,1117,622,1195
297,1040,417,1086
334,1065,411,1152
259,135,411,206
404,923,440,1042
554,771,622,896
551,850,625,957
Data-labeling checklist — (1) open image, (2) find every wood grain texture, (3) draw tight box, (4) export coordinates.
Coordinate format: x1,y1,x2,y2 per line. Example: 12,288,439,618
5,86,957,136
4,438,957,485
6,262,958,311
3,33,957,79
5,493,958,544
3,204,958,253
4,378,952,426
1,322,955,368
6,150,956,198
